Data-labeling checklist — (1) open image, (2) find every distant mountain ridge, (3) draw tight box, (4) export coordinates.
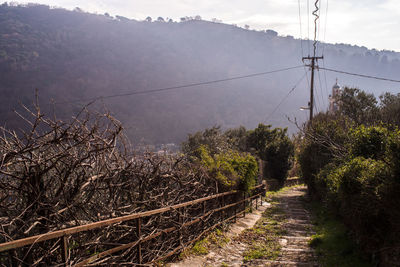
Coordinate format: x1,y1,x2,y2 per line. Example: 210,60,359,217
1,3,399,144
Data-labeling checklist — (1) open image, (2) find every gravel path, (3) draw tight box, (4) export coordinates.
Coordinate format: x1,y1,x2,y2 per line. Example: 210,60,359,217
262,185,318,266
169,185,318,267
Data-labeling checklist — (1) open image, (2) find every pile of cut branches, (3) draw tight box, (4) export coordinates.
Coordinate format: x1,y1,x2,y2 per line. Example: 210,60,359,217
0,101,222,265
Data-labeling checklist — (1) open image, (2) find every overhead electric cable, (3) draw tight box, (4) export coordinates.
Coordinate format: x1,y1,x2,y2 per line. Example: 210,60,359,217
264,71,308,122
321,0,329,56
317,69,326,107
314,81,321,113
297,0,305,57
320,67,400,83
307,0,311,55
322,65,329,93
298,0,311,96
312,0,320,57
54,65,304,105
317,0,322,56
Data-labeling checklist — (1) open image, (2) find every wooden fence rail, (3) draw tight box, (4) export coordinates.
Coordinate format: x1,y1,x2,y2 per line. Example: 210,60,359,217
0,184,266,266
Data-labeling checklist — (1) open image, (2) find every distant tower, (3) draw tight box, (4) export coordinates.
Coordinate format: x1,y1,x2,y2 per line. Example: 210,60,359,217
329,79,341,114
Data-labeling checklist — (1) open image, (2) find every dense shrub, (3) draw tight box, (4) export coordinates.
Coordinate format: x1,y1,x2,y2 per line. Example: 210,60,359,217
181,126,231,157
298,113,351,197
349,125,390,160
338,87,379,125
247,124,294,184
182,124,295,185
299,118,400,264
195,145,258,192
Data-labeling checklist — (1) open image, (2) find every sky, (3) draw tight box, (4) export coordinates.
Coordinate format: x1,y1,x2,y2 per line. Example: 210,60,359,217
16,0,400,52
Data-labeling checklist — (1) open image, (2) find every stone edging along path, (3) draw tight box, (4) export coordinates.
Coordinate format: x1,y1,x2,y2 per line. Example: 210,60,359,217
168,185,318,267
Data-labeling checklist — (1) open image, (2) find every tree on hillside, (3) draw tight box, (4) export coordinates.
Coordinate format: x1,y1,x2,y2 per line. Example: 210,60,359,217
224,126,248,152
247,124,294,184
181,126,231,157
338,87,378,124
379,92,400,126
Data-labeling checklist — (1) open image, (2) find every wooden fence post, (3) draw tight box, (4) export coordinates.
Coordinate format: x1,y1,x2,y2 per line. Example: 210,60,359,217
137,218,142,264
8,249,17,267
249,193,253,213
234,201,237,223
221,195,225,221
60,235,68,265
256,194,258,210
243,191,246,217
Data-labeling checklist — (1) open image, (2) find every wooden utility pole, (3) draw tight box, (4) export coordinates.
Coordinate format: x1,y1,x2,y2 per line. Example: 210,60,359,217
302,55,323,122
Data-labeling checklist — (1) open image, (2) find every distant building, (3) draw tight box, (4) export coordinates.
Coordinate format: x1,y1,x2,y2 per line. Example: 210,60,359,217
329,79,341,114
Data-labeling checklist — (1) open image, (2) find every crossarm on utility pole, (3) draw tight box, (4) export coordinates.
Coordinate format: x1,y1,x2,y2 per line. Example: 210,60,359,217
302,56,323,122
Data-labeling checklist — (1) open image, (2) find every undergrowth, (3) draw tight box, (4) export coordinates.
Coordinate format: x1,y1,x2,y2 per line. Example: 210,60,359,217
306,200,373,267
183,227,230,257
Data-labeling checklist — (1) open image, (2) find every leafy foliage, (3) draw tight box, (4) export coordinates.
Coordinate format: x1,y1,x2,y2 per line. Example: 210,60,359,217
349,125,390,160
307,200,372,267
247,124,294,184
182,124,294,184
379,92,400,127
195,145,258,192
297,88,400,265
337,87,378,124
181,126,231,157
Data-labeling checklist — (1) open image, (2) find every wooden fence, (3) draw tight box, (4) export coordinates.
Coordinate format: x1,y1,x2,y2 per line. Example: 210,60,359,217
0,184,266,266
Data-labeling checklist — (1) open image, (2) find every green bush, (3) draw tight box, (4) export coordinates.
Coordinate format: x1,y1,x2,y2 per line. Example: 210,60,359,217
349,125,390,160
183,124,295,187
297,88,400,264
196,145,258,192
300,122,400,260
298,113,351,197
247,124,294,184
325,157,390,252
181,126,231,157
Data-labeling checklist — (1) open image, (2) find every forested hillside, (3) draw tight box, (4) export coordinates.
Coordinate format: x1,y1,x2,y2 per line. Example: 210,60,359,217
1,3,400,144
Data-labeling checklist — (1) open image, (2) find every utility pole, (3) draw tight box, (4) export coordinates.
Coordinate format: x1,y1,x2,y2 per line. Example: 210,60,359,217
303,0,323,123
302,55,323,122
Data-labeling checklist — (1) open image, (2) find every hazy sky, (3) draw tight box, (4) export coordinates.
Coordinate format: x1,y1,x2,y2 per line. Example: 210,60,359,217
18,0,400,52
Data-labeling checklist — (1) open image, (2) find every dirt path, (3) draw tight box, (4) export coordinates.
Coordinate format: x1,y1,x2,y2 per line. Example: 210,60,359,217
266,185,317,266
169,185,318,267
168,201,270,267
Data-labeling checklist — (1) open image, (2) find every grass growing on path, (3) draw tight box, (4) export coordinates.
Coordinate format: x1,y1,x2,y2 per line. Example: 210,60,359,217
240,205,285,262
185,228,230,257
306,200,372,267
265,183,305,200
238,188,292,263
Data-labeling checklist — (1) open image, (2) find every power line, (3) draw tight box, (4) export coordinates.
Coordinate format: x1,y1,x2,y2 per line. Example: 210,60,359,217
321,0,329,56
321,60,330,98
319,67,400,83
264,71,308,122
317,69,326,108
314,81,321,113
54,65,304,105
307,0,311,55
298,0,311,100
297,0,305,57
316,0,322,56
302,0,323,122
320,0,330,99
312,0,320,57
